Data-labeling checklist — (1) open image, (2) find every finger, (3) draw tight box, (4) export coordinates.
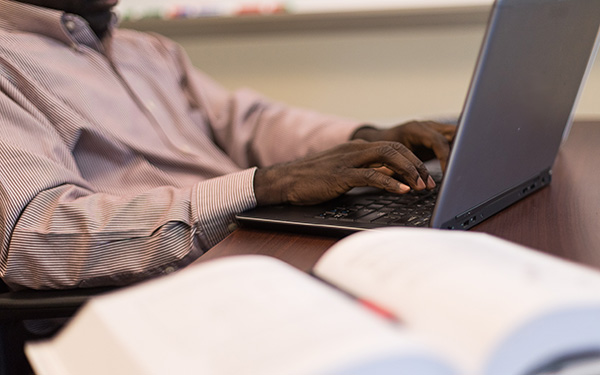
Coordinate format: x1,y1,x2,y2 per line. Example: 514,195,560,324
374,164,435,189
371,165,395,176
406,127,451,176
375,122,453,180
347,143,429,190
329,140,430,189
385,142,432,190
426,122,457,142
425,134,451,173
348,168,411,194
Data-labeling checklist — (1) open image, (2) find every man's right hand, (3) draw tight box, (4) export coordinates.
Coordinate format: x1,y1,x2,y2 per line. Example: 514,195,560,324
254,140,437,206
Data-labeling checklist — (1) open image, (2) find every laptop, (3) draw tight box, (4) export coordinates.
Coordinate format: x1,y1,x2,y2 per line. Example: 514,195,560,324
236,0,600,236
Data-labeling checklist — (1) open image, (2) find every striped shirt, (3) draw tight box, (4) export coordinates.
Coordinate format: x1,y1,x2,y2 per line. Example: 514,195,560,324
0,0,360,289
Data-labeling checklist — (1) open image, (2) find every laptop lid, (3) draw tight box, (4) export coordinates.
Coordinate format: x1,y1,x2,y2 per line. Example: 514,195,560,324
431,0,600,229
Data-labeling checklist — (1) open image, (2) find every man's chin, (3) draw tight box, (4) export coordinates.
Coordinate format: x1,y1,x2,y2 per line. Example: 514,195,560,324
86,0,118,13
83,11,113,39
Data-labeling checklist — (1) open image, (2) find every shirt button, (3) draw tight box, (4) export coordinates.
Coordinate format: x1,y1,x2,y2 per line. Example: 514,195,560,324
164,266,176,274
64,20,76,31
228,222,239,232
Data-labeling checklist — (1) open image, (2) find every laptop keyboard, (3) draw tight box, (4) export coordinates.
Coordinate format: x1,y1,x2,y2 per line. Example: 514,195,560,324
314,184,439,228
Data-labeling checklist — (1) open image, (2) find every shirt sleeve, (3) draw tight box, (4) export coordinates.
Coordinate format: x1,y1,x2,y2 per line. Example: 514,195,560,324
0,80,255,290
155,34,364,168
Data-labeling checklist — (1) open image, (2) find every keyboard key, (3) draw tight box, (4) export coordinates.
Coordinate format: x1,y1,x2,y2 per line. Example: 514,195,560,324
344,208,375,220
355,211,389,223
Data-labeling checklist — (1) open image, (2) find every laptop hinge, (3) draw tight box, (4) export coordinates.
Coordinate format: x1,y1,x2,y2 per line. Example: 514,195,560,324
441,169,552,230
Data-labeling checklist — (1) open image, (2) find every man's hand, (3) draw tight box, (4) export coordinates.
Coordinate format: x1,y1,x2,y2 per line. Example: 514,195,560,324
352,121,456,171
254,140,436,206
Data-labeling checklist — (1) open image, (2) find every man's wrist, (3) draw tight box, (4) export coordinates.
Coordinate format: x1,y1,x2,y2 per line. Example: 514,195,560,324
254,166,287,206
350,125,381,142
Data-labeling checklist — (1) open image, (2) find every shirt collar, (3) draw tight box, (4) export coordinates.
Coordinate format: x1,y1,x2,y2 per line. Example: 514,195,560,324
0,0,117,52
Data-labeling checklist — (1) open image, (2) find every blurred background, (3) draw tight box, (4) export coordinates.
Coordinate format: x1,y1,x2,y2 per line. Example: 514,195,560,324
117,0,600,125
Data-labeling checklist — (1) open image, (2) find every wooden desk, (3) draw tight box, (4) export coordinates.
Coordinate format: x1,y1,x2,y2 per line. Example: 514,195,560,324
198,120,600,271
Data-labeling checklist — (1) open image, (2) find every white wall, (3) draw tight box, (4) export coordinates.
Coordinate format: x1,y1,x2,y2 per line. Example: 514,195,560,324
117,0,494,18
172,24,599,125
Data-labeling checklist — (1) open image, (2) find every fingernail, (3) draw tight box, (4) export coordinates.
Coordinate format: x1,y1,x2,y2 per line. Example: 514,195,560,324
416,177,426,190
427,176,436,189
399,183,410,193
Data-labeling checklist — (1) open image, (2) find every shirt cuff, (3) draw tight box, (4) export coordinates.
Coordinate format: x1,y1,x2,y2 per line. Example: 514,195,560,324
193,168,257,248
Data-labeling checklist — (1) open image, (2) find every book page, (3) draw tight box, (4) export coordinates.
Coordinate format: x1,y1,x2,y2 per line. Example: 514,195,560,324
313,228,600,375
27,255,454,375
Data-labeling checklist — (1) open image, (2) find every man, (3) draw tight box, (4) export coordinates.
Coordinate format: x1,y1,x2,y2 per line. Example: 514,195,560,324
0,0,454,289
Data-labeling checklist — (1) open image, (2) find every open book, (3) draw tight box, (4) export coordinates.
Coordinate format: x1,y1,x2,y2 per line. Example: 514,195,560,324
26,229,600,375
